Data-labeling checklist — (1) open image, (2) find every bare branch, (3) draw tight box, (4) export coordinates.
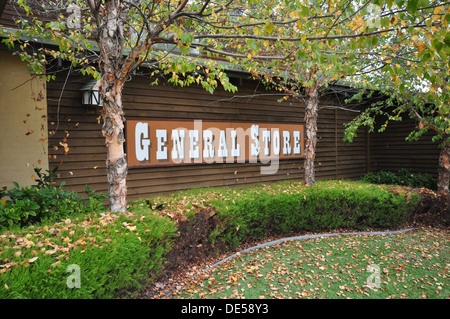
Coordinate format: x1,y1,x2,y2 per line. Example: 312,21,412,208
193,21,438,42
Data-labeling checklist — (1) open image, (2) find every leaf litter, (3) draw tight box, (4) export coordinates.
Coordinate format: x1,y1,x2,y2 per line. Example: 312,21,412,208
169,228,448,299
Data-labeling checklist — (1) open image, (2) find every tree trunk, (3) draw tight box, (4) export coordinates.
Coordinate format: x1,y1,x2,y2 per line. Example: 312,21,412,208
101,85,127,213
304,83,319,186
437,143,450,194
97,1,128,212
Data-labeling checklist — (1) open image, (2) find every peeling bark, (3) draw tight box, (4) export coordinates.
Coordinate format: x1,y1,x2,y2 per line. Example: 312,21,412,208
437,143,450,194
96,0,129,212
304,82,319,186
101,85,128,212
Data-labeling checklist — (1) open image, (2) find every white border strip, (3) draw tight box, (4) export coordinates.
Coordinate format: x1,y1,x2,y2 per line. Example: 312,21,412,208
203,228,415,273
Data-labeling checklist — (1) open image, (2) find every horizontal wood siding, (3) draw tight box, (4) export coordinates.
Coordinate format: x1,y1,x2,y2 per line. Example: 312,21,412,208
47,71,369,199
370,119,441,177
0,2,19,28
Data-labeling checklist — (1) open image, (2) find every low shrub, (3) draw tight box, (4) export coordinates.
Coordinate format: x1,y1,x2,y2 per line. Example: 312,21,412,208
0,167,108,229
362,169,437,190
202,181,420,248
0,209,177,298
141,181,421,252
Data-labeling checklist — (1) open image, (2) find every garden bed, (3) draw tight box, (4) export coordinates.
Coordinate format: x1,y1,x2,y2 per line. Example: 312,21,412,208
134,180,445,299
1,179,446,299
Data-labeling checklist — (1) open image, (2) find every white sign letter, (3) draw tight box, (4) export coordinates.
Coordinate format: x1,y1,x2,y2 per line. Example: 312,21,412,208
203,130,215,159
293,131,301,155
251,125,260,157
231,130,241,157
273,130,280,156
135,122,150,162
283,131,291,155
156,129,168,160
218,130,228,158
189,130,200,160
262,130,271,156
171,129,185,161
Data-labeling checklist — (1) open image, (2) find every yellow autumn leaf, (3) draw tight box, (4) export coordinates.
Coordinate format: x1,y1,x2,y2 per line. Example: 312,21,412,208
393,75,399,85
391,15,398,25
434,5,444,14
417,40,426,53
442,14,448,26
247,54,252,60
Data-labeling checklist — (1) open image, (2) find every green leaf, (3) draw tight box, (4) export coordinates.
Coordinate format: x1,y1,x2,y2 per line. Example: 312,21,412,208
444,33,450,47
406,0,418,14
180,32,194,45
431,38,443,52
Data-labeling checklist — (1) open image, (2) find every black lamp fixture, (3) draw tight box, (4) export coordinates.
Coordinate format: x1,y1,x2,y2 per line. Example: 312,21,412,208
80,79,103,107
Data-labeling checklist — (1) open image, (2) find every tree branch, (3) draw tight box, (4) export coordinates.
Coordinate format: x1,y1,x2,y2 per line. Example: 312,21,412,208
193,22,437,42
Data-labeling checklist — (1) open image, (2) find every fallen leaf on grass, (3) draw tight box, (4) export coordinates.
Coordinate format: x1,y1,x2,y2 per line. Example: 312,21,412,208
28,257,38,263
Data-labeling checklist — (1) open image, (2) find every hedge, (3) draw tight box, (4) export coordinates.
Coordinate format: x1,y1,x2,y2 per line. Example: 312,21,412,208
206,181,420,248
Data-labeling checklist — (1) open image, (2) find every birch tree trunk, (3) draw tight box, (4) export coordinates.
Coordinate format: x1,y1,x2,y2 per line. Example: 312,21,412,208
97,1,128,212
304,81,319,186
101,82,127,213
437,143,450,194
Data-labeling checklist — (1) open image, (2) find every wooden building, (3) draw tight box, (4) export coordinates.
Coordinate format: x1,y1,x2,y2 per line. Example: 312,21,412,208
0,2,441,200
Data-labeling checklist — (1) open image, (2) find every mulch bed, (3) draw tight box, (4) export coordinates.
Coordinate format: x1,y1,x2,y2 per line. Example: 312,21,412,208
136,187,449,299
408,188,449,227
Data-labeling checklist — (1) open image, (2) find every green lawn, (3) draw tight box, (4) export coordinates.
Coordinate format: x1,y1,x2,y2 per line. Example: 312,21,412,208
174,228,449,299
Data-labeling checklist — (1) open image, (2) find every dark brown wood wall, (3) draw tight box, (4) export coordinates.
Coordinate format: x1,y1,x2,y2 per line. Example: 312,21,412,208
0,1,17,28
47,71,368,199
369,119,441,177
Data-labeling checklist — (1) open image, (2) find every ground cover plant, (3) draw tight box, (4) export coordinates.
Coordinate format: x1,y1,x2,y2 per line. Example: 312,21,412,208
173,228,449,299
0,208,177,298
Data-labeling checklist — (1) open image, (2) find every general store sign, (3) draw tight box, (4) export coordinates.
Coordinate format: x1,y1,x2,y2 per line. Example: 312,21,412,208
126,119,305,168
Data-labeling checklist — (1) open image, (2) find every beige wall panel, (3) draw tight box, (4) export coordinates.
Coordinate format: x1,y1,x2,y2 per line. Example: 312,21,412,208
0,50,48,188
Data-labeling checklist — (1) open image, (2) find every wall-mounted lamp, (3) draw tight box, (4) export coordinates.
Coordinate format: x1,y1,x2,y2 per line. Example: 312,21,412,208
80,79,103,107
